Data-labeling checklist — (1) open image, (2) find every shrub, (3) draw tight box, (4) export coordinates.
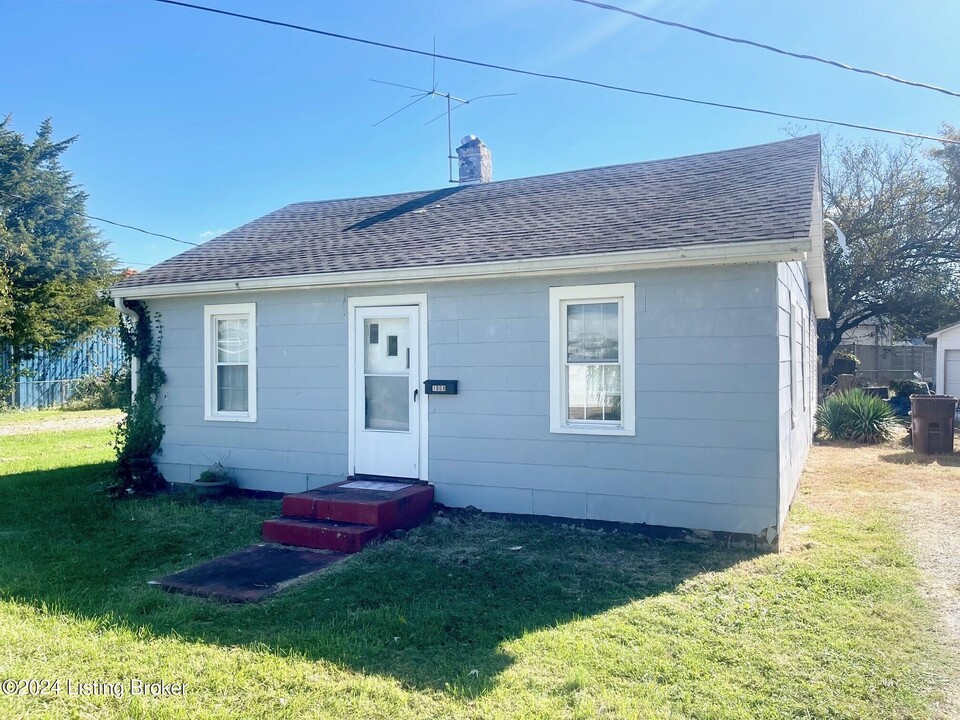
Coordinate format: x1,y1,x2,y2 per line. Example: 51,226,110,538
889,379,927,398
67,364,131,410
113,304,166,495
816,388,897,444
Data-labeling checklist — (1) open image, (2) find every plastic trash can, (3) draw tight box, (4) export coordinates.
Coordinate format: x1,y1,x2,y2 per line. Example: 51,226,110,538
910,394,958,454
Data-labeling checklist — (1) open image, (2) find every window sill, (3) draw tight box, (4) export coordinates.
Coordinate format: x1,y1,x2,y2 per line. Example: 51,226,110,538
204,413,257,423
550,424,635,437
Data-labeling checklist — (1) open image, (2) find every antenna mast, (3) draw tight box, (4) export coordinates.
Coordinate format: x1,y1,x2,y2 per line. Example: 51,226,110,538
370,38,515,183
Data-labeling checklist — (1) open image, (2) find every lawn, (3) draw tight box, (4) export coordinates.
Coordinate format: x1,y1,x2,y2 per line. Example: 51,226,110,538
0,419,950,719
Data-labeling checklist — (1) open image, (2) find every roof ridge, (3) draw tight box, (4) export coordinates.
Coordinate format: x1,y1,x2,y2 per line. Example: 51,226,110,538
281,134,821,209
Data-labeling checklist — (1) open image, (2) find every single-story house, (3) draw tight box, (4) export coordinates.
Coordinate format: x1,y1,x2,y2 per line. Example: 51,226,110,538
928,321,960,396
110,134,828,545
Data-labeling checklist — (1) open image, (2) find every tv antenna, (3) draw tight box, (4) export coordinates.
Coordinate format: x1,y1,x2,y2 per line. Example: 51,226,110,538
371,38,516,183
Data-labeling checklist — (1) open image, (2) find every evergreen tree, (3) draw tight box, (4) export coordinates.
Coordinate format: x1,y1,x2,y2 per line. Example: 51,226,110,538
0,116,117,372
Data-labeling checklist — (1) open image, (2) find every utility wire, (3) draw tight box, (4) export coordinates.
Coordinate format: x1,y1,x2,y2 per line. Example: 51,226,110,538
570,0,960,100
152,0,960,146
0,189,199,247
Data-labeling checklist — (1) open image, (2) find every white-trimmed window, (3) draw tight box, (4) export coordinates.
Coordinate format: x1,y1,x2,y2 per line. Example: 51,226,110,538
549,283,635,435
204,303,257,422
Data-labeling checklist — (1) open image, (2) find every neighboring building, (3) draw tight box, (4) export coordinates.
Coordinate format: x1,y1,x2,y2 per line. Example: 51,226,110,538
841,316,927,348
928,321,960,396
111,135,827,546
841,318,892,346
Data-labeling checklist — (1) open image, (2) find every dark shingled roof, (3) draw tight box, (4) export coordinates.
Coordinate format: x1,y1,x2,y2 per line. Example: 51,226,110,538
115,135,820,290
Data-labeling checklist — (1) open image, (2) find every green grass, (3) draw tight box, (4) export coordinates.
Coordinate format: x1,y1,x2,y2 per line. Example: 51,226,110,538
0,425,945,719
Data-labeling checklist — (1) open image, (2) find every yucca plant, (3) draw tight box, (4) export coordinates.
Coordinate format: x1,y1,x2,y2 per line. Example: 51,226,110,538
816,388,897,444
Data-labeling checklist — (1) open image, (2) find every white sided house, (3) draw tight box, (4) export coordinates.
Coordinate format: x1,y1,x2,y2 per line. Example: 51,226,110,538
111,135,828,545
928,321,960,397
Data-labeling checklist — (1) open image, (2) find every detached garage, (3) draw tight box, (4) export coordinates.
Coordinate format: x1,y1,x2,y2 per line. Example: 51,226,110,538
928,321,960,397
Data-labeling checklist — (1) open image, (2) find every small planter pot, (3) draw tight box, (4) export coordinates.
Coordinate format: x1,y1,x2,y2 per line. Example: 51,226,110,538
194,479,230,498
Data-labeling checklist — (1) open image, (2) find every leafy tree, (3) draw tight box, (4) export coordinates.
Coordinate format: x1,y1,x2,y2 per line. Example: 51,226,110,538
819,127,960,367
0,116,117,372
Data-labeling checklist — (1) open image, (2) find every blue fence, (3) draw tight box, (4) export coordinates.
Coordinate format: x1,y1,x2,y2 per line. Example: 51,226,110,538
0,330,125,409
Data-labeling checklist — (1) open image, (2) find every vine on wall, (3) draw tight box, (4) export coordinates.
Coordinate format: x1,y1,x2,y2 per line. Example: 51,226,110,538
112,300,167,495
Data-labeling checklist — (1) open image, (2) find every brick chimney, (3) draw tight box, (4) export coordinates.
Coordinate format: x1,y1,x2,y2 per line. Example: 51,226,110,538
456,135,492,184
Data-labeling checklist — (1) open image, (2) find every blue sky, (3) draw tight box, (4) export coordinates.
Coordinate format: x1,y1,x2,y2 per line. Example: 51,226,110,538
3,0,959,270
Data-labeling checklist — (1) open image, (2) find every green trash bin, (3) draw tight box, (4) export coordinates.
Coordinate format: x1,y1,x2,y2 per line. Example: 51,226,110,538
910,394,958,454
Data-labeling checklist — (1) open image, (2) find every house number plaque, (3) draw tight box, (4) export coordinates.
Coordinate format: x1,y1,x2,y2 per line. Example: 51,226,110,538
423,380,458,395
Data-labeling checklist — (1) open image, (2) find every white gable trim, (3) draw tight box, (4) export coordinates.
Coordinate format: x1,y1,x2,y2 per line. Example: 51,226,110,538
928,320,960,339
113,238,811,300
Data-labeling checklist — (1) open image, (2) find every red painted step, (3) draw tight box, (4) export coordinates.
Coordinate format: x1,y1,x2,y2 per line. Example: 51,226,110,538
281,481,434,531
261,518,379,554
262,480,434,553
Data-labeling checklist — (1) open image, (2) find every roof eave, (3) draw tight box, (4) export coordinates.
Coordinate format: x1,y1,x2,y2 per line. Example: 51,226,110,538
110,238,811,300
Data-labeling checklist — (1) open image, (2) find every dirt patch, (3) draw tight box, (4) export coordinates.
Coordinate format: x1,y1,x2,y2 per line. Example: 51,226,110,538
0,411,123,436
788,429,960,717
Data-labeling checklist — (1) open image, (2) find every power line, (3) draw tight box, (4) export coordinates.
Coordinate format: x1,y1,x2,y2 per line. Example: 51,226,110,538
0,189,198,247
573,0,960,97
570,0,960,100
152,0,960,146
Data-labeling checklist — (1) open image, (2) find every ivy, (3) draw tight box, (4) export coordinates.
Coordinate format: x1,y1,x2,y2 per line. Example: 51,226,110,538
111,300,167,495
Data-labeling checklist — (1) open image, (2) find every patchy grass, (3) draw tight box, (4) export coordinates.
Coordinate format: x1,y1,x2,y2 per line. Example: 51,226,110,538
0,408,123,437
796,429,960,717
0,426,948,718
0,408,120,425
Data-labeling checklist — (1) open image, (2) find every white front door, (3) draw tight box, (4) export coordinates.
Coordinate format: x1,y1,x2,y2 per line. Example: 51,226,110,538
353,306,420,478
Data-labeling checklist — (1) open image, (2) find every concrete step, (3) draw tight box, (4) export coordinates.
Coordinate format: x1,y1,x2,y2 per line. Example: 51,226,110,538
280,480,434,531
261,517,380,554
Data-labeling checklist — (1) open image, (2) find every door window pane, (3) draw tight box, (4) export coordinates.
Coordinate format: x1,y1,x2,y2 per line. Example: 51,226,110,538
567,302,618,361
364,316,411,432
365,376,409,431
365,318,408,373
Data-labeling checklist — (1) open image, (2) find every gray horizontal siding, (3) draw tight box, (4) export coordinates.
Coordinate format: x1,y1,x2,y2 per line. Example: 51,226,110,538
151,289,351,494
776,260,815,531
147,263,782,534
429,459,777,506
430,265,777,534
